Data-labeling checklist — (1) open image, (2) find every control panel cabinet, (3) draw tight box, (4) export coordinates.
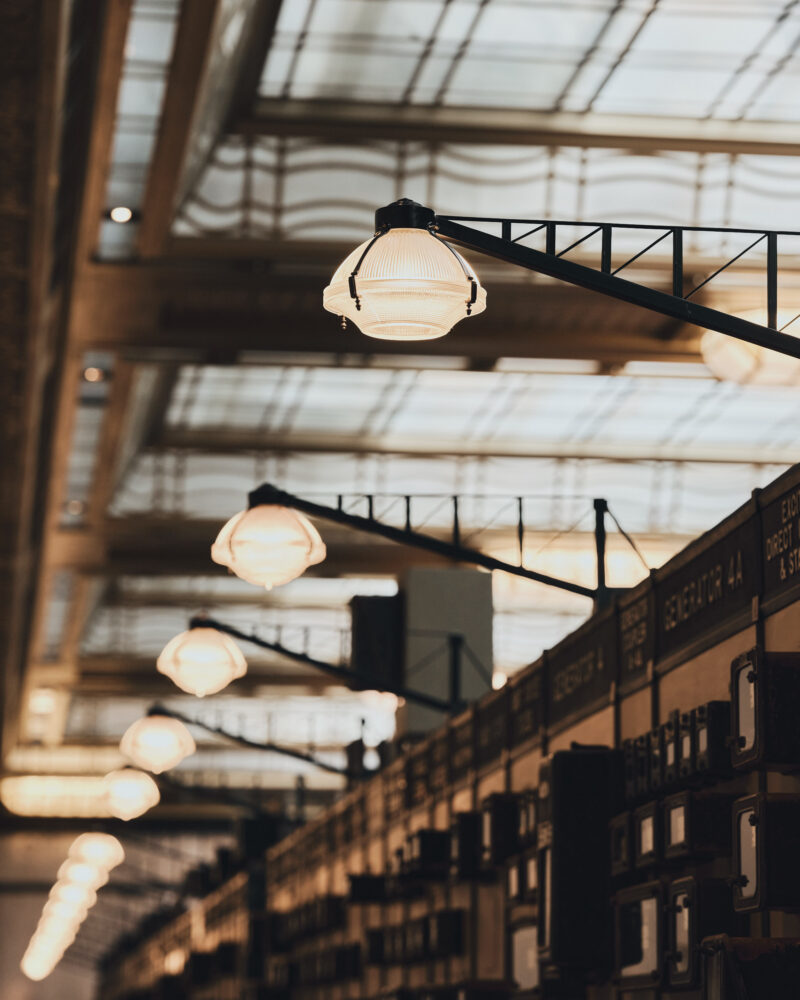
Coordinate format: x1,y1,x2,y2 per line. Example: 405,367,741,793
451,811,483,880
731,648,800,770
536,747,624,976
666,877,739,989
663,791,733,862
733,794,800,913
614,881,663,989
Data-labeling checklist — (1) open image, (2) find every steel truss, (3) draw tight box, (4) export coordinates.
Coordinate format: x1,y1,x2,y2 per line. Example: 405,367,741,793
435,215,800,360
247,484,599,600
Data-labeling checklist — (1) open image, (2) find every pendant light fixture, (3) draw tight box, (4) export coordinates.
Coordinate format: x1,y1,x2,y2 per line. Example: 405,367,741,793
56,859,109,891
49,882,97,911
324,199,486,341
157,626,247,697
701,309,800,384
103,767,161,820
119,710,196,774
211,504,326,588
68,833,125,871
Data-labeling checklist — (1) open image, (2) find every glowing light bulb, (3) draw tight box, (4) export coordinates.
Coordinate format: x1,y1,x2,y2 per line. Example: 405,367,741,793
324,200,486,341
157,627,247,697
57,859,108,890
69,832,125,870
109,206,133,224
104,767,161,820
119,713,195,773
211,505,325,589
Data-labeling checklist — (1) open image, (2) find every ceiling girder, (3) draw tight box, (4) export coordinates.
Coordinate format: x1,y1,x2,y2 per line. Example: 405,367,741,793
241,97,800,157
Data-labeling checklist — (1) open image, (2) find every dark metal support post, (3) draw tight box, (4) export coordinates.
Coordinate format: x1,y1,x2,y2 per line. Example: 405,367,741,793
672,228,683,297
594,498,609,610
767,232,778,329
448,634,464,713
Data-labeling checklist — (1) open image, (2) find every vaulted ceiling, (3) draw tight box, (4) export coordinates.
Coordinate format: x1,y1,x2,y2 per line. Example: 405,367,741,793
5,0,800,821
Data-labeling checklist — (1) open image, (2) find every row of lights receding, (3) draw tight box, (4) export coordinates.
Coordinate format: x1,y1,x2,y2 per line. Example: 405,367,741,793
21,834,125,981
97,198,793,805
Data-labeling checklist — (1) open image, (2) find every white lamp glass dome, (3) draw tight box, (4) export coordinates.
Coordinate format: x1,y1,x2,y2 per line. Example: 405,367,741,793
104,767,161,820
211,505,326,589
21,949,58,981
49,881,97,910
157,627,247,697
68,832,125,870
56,859,109,890
42,899,89,923
701,309,800,384
119,714,196,774
324,227,486,341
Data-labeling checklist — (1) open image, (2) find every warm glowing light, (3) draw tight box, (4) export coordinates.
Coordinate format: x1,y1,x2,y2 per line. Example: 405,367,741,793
109,205,133,224
83,365,105,383
28,687,57,714
21,950,57,981
49,881,97,910
57,859,109,890
157,627,247,697
104,767,161,820
492,671,508,690
42,899,89,923
324,200,486,341
0,775,111,817
69,833,125,871
120,714,195,773
701,309,800,384
363,747,381,771
211,505,326,589
164,948,186,975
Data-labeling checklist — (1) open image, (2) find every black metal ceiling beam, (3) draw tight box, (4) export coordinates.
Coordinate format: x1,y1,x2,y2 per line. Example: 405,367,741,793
436,216,800,361
191,615,454,714
151,702,352,777
246,484,596,599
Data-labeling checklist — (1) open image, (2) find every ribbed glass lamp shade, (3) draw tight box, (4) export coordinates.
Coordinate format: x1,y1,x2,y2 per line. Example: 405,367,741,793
68,833,125,871
119,715,196,774
157,627,247,697
324,228,486,341
211,505,326,589
104,767,161,820
701,310,800,384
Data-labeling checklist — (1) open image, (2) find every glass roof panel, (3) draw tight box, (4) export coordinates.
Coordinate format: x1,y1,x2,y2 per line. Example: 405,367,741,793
98,0,180,258
258,0,800,122
177,137,800,248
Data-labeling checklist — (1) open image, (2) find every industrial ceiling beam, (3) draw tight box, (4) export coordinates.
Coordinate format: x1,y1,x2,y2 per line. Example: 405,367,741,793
69,261,703,365
152,430,800,469
137,0,223,256
48,521,450,576
0,0,95,758
241,97,800,157
73,656,333,695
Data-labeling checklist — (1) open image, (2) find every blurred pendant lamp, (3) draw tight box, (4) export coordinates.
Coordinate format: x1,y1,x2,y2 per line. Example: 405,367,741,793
68,833,125,870
323,198,486,341
157,625,247,697
701,308,800,384
211,504,325,588
104,767,161,820
119,710,195,774
49,881,97,911
56,859,109,891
